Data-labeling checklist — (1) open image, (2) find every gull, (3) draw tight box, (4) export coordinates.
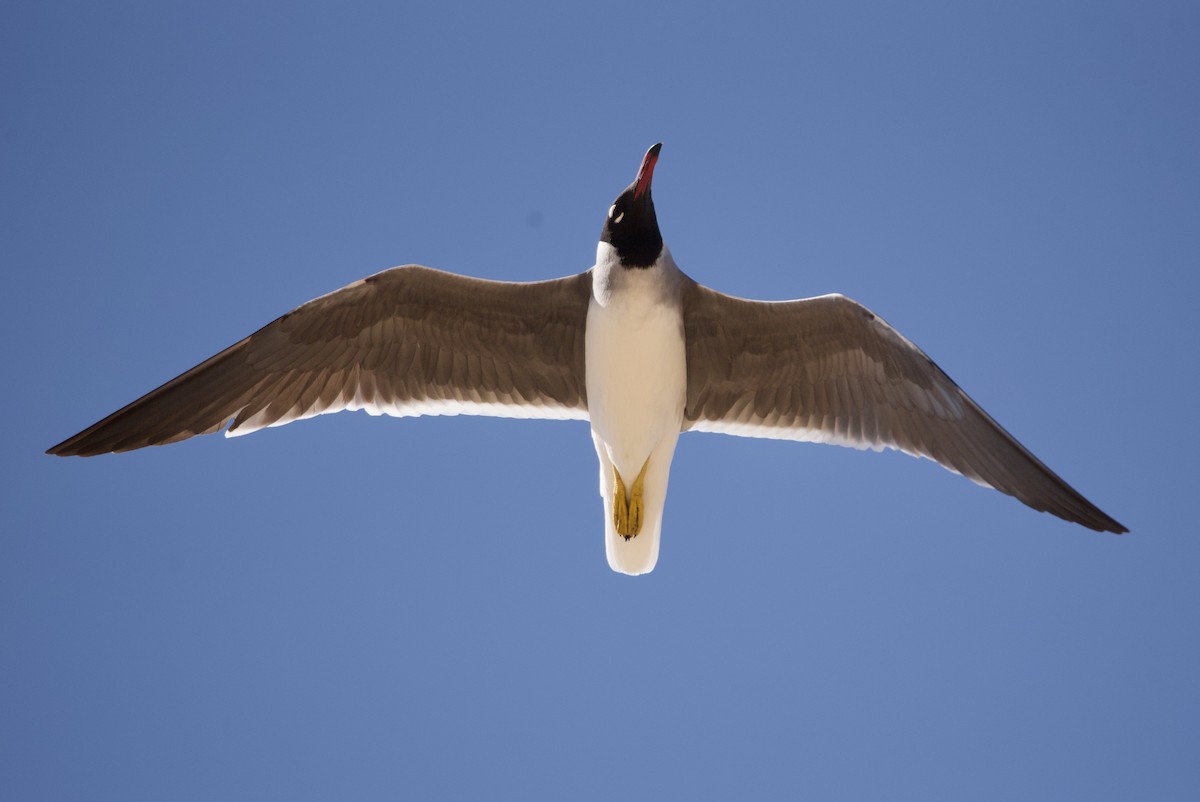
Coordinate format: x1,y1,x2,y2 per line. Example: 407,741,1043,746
48,143,1126,574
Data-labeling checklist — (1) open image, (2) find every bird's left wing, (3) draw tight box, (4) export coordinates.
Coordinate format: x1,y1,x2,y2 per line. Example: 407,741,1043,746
49,265,593,456
680,277,1125,533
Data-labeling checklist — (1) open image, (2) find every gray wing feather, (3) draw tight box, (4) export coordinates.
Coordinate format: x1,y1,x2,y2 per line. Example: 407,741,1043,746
680,278,1125,533
49,266,592,456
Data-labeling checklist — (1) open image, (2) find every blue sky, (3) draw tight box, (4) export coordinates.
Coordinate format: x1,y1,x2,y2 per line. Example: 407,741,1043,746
3,2,1197,799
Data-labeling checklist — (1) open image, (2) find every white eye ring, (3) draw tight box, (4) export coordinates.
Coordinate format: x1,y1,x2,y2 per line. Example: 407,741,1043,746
614,212,624,224
608,204,616,219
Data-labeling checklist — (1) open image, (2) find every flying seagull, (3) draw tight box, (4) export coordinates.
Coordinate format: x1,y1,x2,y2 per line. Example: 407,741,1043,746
48,143,1126,574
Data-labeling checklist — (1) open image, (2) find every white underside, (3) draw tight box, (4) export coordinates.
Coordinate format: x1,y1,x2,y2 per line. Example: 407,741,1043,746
585,245,686,575
224,394,588,437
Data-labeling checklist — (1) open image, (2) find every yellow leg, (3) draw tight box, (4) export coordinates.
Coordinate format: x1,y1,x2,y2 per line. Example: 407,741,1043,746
628,457,650,538
612,458,651,540
612,465,630,538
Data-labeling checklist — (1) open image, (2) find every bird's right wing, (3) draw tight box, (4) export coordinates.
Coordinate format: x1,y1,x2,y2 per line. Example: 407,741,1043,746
680,278,1125,533
49,265,593,456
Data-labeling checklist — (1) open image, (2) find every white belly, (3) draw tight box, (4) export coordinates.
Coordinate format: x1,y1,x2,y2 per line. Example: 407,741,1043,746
585,282,686,477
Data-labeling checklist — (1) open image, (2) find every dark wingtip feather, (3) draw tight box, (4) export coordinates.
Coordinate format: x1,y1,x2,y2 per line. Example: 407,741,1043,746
1096,515,1129,535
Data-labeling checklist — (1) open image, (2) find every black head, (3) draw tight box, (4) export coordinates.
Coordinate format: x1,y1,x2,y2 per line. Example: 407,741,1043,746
600,143,664,268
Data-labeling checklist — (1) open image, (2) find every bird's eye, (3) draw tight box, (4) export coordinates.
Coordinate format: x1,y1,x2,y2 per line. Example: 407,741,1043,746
608,204,625,224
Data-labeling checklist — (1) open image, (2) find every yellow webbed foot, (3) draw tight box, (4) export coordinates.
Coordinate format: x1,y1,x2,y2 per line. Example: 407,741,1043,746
628,457,650,538
613,465,630,539
612,458,651,540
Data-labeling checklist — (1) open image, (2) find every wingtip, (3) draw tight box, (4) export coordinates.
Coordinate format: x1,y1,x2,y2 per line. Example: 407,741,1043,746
46,443,89,458
46,432,121,457
1081,512,1128,535
1094,508,1129,534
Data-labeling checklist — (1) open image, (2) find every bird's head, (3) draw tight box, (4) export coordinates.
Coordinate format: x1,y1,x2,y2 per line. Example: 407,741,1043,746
600,143,663,269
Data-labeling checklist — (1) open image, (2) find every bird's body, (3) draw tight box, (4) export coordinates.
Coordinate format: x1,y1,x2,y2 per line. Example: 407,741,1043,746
48,144,1126,573
587,242,687,574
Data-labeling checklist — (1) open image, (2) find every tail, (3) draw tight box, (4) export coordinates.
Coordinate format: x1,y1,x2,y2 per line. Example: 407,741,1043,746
593,433,677,576
604,507,662,576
